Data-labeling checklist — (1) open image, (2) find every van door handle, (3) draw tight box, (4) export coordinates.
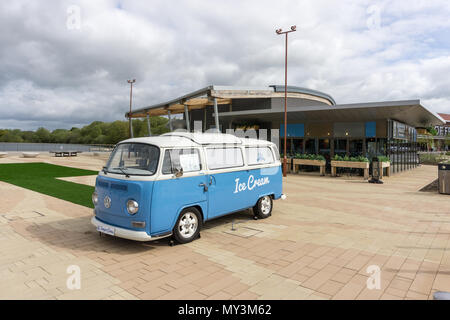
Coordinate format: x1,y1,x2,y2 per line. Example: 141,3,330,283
199,183,208,192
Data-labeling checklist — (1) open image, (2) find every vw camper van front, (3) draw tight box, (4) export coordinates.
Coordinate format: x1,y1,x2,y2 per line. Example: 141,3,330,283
92,133,285,244
91,142,161,241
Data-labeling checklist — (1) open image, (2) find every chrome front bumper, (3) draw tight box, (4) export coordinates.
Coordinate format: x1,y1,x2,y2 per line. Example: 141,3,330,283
91,216,171,242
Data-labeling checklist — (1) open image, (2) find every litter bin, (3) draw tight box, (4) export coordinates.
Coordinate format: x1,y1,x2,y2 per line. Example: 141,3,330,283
438,163,450,195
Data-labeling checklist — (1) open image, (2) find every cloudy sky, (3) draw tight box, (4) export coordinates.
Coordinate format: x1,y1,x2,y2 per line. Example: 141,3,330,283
1,0,449,130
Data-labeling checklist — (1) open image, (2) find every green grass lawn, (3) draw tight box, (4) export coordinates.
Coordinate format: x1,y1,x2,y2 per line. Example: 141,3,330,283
0,163,98,208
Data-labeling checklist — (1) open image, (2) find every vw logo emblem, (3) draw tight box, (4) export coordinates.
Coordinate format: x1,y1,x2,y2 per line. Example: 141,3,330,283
104,196,111,208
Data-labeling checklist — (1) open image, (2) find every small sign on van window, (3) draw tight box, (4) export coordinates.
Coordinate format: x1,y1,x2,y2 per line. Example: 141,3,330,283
179,153,200,172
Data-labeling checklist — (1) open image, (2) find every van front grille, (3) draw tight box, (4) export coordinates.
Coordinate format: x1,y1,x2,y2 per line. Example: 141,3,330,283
111,183,128,191
97,180,109,188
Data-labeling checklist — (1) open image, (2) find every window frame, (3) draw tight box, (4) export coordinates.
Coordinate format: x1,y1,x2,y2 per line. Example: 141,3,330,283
205,146,245,170
245,146,275,166
161,147,203,175
105,142,160,176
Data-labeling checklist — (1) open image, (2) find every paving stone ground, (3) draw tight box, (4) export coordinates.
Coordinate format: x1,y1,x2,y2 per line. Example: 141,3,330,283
0,153,449,300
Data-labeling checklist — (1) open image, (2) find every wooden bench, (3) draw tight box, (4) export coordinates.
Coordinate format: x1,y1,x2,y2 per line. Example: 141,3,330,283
292,159,326,176
50,151,80,157
380,161,391,178
331,160,370,180
281,158,292,173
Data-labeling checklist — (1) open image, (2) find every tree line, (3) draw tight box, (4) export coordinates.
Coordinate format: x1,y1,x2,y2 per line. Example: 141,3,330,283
0,117,169,145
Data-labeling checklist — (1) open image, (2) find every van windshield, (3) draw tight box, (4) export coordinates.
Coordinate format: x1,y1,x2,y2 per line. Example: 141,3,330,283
105,143,160,176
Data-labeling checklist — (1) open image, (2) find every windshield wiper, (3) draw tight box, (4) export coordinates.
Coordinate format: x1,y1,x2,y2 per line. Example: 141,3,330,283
113,167,130,178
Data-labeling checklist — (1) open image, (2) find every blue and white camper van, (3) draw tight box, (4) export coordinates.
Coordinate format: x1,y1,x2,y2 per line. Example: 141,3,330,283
91,132,284,244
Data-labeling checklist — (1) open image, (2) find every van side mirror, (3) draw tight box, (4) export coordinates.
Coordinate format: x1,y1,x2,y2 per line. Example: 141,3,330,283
173,166,183,178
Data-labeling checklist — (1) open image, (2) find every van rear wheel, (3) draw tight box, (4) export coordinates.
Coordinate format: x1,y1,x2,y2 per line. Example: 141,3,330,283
173,207,202,244
253,195,273,219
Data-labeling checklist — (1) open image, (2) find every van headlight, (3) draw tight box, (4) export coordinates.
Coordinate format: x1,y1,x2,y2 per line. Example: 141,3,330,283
92,192,98,206
126,200,139,215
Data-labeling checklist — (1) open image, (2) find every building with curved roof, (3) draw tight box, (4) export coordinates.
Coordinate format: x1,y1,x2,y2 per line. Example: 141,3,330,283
127,85,445,174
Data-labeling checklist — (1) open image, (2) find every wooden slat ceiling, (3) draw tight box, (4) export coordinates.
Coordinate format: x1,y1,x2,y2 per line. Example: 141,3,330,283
129,98,232,118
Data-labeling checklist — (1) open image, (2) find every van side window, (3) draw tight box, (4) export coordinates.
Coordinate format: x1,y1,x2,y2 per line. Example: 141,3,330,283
245,147,274,165
162,148,202,174
206,147,244,170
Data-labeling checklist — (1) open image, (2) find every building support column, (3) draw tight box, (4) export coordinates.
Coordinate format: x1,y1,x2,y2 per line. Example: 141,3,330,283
362,138,366,157
203,108,207,132
330,138,335,158
346,138,350,156
229,103,233,130
167,110,173,131
129,117,134,138
184,104,190,132
146,114,151,137
213,97,220,133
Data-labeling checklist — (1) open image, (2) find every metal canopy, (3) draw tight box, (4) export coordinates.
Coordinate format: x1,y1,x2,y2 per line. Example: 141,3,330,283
216,100,445,127
126,85,336,118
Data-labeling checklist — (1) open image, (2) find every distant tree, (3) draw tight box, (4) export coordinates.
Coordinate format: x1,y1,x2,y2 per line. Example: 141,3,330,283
0,116,170,145
104,120,129,144
35,127,51,142
0,131,24,142
149,117,170,135
21,131,39,142
67,128,81,144
50,129,70,143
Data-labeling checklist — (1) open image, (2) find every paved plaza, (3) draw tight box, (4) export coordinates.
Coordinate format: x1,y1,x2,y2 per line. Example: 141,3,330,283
0,153,449,300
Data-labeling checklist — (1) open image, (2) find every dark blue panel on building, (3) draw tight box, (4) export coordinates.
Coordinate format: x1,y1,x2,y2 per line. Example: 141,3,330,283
365,122,376,138
280,124,304,137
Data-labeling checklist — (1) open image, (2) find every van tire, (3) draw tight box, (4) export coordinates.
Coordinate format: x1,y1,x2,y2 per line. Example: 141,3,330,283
173,207,202,244
253,195,273,219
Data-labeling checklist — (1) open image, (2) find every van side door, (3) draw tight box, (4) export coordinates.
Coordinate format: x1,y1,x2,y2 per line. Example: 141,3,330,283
150,148,208,234
205,146,254,219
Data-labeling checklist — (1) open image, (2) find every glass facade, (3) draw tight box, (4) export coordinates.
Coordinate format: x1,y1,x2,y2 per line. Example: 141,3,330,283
293,139,304,154
334,139,347,156
349,139,363,157
305,139,316,154
278,119,418,175
387,119,418,173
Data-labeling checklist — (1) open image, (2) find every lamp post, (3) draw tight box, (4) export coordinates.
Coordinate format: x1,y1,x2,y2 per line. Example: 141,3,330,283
127,79,136,138
276,25,296,177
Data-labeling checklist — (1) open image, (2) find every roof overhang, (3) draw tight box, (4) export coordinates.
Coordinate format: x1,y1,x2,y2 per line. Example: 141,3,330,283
217,100,446,128
127,85,336,118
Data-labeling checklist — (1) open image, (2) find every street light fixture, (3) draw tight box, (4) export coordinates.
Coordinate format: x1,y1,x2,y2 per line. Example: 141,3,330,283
127,79,136,138
276,25,296,177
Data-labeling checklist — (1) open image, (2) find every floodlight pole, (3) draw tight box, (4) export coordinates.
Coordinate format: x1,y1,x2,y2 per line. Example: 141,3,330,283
127,79,136,138
276,25,296,177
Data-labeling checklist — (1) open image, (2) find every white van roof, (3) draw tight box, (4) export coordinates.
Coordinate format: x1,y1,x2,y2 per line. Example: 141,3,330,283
162,132,242,145
120,132,275,148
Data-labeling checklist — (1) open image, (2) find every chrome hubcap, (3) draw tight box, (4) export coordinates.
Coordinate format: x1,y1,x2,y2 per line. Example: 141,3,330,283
261,196,271,215
178,212,198,239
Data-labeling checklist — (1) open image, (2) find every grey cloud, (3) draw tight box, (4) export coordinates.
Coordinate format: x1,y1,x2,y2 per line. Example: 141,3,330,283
0,0,449,131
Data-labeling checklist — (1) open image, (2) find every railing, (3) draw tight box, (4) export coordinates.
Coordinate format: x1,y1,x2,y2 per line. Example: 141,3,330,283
0,142,115,152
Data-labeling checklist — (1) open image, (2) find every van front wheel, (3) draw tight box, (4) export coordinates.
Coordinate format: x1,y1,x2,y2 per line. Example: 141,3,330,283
173,207,202,244
253,196,273,219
